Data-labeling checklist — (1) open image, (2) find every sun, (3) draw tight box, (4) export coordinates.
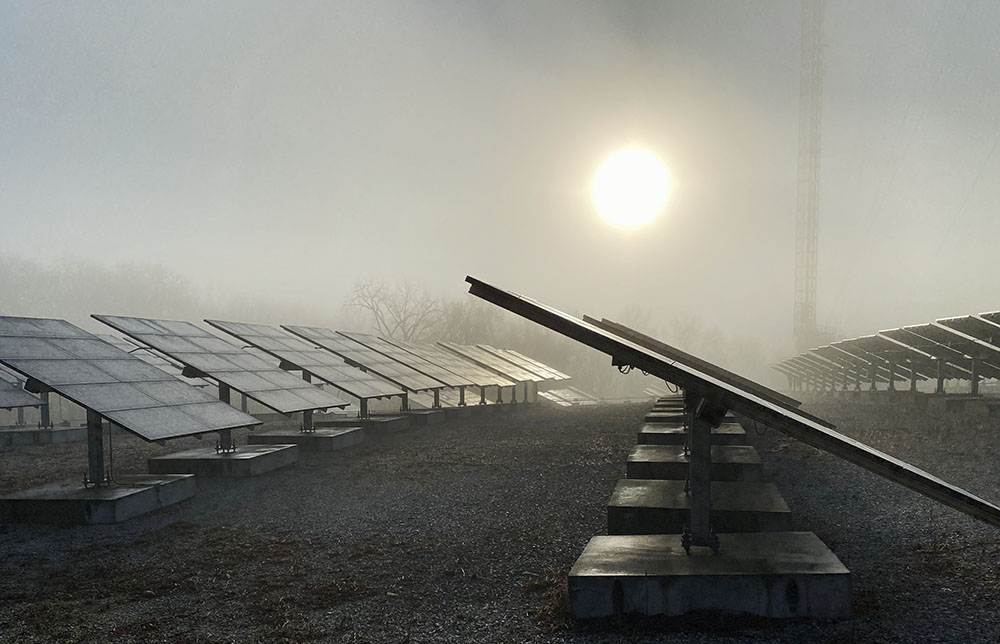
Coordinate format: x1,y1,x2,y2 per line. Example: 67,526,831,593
592,148,670,227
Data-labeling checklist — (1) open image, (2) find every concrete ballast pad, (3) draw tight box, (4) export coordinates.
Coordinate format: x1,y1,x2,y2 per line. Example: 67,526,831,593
148,444,298,477
248,427,364,451
626,444,762,481
607,479,791,534
569,532,851,618
0,474,196,524
637,422,746,446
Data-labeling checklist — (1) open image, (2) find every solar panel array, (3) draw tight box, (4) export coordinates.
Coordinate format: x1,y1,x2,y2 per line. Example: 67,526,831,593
204,320,404,400
382,338,516,388
338,331,473,388
0,316,259,440
94,315,348,414
282,325,445,392
776,310,1000,391
0,363,40,409
438,342,537,382
466,275,1000,529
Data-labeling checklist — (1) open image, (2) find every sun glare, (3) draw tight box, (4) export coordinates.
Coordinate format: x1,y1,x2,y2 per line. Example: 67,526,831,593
592,148,670,227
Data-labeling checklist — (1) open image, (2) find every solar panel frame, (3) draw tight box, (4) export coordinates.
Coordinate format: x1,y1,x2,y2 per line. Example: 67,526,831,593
380,338,517,388
338,331,471,388
878,328,981,379
466,276,1000,529
94,315,349,415
282,325,445,392
833,338,919,382
204,319,405,401
906,322,1000,363
0,316,260,440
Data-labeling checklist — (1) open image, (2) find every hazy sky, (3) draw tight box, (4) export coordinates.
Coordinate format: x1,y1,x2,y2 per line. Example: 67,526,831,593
3,1,1000,353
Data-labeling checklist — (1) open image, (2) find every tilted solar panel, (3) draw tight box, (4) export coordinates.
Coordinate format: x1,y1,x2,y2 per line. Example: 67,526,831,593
466,276,1000,529
473,344,547,382
0,316,259,440
282,325,444,392
381,338,516,388
496,348,570,381
338,331,471,388
204,320,404,400
94,315,348,415
438,342,537,382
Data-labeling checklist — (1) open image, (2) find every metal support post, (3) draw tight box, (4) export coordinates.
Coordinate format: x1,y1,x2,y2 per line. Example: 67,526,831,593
401,393,409,411
682,392,720,554
971,358,980,396
869,362,877,391
217,383,235,452
85,409,106,487
479,386,487,405
497,386,505,404
936,359,945,394
301,372,314,433
433,389,441,409
241,393,248,413
39,391,51,429
360,398,369,418
458,386,466,406
16,406,25,427
888,362,896,391
909,362,918,392
854,365,861,391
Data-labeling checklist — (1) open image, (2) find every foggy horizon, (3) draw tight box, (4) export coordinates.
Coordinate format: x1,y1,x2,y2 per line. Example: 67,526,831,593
4,1,1000,365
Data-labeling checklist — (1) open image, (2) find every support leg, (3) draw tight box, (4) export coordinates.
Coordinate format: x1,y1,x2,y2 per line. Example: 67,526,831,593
217,383,235,452
683,395,718,554
936,359,945,394
39,391,51,429
86,409,106,487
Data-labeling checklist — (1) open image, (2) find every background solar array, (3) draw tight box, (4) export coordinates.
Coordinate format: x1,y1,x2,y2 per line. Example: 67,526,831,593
382,338,516,388
282,325,445,392
98,334,212,388
339,331,474,388
94,315,348,414
204,320,404,400
0,316,259,440
495,348,570,381
438,342,537,382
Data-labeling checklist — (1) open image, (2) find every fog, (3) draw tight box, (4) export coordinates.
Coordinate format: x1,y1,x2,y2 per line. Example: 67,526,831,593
3,1,1000,387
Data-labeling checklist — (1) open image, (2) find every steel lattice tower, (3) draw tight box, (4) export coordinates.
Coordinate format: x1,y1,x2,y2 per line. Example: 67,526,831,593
794,0,824,352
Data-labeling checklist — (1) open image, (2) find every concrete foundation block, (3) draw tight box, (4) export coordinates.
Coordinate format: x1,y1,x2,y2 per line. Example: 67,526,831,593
626,445,762,481
607,479,791,534
316,415,410,435
569,532,851,619
0,425,87,447
148,444,298,477
247,427,364,451
407,409,448,426
637,423,746,446
0,474,196,525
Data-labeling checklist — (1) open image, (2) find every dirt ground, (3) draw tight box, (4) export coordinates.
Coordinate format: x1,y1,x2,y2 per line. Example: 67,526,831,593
1,398,999,643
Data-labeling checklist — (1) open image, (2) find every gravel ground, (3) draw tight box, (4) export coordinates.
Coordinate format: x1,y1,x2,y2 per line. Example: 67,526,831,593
0,399,998,643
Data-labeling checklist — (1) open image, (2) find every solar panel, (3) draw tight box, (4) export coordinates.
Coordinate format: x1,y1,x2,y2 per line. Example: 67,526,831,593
466,276,1000,529
438,342,537,382
904,322,1000,364
0,363,40,409
338,331,471,388
94,315,348,415
833,338,918,383
878,328,981,379
203,320,404,401
381,338,517,388
934,316,1000,370
497,348,571,381
811,345,892,384
97,334,212,388
538,390,572,406
473,344,547,382
0,316,259,440
282,325,444,392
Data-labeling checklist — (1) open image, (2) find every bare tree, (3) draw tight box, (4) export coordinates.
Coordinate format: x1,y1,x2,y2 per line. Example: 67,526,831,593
347,280,442,342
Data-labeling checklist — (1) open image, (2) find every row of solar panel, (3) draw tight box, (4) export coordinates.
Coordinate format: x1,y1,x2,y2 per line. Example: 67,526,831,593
0,314,569,445
774,312,1000,388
